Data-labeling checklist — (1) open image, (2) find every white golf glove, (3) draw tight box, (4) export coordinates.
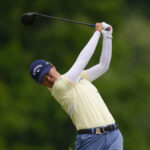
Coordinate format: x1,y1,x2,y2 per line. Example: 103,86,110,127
102,22,113,38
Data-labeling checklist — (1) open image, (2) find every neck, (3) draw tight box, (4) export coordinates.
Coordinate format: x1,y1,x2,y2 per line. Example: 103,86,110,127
49,72,61,88
56,71,61,78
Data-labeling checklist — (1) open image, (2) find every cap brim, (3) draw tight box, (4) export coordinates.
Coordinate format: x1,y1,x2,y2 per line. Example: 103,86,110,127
38,66,51,84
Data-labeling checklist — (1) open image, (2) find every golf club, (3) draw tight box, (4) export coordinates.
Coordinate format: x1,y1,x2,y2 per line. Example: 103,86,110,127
21,12,111,31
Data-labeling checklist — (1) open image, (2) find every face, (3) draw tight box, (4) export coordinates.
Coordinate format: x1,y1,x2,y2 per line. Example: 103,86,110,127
41,64,59,88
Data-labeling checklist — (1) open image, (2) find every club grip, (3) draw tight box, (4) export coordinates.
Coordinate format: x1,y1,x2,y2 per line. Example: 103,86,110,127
89,24,95,27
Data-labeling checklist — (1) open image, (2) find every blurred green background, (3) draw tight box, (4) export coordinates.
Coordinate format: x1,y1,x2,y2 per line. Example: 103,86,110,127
0,0,150,149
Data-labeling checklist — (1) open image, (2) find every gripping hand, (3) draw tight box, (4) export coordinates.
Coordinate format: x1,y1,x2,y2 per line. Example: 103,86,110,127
102,22,113,38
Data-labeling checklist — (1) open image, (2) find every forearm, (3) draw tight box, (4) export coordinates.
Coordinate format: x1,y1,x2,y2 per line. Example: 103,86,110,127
99,37,112,69
87,37,112,81
65,31,101,82
75,31,100,64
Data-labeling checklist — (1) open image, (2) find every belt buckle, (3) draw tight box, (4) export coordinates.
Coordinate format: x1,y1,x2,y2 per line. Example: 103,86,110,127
96,128,101,134
102,128,106,133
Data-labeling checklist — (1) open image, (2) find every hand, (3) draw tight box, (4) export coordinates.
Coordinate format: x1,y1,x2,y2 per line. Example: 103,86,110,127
95,23,102,33
102,22,113,38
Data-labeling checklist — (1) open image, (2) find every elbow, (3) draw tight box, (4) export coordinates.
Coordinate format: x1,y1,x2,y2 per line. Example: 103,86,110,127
105,64,110,71
101,64,110,73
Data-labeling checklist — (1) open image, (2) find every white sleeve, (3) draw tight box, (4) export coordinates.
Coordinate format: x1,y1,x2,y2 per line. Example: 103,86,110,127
87,37,112,82
65,31,101,83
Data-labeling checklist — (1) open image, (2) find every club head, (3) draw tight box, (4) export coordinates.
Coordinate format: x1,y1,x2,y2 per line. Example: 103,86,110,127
21,12,38,26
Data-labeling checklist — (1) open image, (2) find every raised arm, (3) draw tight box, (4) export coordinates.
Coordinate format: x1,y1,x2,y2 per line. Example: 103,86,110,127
87,22,113,82
65,23,102,83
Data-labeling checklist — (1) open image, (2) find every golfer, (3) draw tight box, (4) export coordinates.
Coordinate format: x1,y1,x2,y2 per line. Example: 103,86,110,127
29,22,123,150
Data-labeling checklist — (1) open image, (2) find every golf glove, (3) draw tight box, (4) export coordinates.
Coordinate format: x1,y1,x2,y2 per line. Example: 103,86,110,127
102,22,113,38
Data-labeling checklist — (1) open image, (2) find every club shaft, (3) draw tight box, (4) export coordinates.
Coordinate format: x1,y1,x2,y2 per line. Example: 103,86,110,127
36,13,95,28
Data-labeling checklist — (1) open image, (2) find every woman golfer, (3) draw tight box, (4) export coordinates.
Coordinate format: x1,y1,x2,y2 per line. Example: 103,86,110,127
29,22,123,150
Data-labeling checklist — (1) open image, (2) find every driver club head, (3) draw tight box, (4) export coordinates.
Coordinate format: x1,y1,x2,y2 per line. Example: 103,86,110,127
21,12,38,26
